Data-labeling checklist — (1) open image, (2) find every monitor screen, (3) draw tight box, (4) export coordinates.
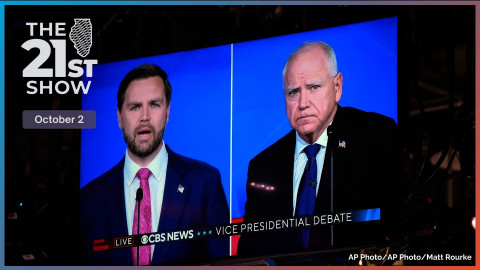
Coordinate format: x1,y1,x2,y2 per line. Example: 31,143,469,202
80,16,397,263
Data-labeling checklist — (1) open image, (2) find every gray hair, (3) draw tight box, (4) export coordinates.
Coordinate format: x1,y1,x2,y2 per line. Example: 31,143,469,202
282,41,338,81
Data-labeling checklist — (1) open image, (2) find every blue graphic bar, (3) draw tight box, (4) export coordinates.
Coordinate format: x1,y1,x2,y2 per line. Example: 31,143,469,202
351,208,381,222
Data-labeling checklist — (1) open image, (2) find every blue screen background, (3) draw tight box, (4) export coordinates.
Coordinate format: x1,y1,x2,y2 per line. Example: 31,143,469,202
81,17,397,219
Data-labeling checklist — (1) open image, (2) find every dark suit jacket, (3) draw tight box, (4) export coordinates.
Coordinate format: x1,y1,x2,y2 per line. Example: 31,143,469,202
79,146,229,265
237,106,401,257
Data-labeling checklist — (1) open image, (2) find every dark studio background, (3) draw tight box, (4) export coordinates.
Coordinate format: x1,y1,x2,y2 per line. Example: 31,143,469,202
4,5,475,266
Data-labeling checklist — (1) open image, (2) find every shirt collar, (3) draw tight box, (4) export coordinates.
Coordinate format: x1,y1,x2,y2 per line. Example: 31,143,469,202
294,122,331,160
124,141,167,186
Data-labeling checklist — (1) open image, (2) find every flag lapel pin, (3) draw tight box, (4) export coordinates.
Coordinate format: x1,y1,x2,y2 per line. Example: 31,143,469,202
177,184,185,194
338,140,346,148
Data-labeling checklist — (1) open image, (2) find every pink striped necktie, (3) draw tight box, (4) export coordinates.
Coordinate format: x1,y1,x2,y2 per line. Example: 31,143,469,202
132,168,152,265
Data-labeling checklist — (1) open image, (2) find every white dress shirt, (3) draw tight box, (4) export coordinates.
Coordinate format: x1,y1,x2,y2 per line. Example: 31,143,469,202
292,127,330,215
123,141,168,258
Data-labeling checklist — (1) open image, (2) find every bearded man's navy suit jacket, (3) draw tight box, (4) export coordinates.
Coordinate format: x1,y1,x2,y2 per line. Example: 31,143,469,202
79,146,229,265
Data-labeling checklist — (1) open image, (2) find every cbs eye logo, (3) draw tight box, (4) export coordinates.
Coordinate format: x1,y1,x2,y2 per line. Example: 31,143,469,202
141,235,149,245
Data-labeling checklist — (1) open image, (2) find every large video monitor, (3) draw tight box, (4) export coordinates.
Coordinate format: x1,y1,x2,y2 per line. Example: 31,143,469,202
80,16,397,264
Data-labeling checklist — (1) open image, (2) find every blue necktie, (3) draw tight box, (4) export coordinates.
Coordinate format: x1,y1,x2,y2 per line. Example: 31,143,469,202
296,144,321,248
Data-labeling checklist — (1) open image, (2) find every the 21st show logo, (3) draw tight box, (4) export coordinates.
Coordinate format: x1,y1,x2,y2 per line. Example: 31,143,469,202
22,19,98,95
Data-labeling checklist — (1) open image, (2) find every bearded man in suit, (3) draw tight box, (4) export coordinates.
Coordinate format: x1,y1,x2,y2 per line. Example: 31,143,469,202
80,64,229,265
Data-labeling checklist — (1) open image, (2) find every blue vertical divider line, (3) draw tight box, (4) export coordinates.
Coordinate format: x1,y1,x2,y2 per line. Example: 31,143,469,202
1,3,5,267
229,43,234,255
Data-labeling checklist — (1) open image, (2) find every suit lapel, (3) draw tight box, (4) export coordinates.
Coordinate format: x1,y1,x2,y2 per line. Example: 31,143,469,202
262,130,298,249
330,107,356,210
104,159,132,265
152,148,190,264
275,130,296,217
314,106,352,214
315,137,332,214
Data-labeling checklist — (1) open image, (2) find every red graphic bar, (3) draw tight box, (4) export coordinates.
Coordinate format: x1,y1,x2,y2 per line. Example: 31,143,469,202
93,239,109,251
